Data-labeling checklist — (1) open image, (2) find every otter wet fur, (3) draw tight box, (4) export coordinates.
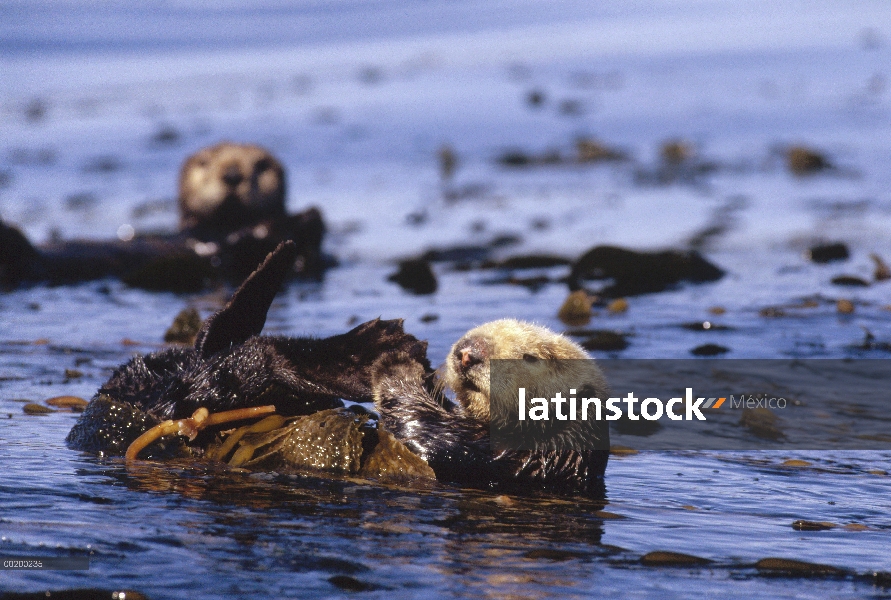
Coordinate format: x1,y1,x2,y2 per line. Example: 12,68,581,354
372,319,610,496
67,241,429,457
0,142,325,291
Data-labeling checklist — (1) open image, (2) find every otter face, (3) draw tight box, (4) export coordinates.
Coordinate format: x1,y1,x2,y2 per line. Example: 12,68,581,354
444,319,594,422
178,142,286,235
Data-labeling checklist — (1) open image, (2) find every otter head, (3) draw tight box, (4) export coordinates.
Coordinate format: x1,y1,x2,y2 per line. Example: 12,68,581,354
444,319,600,422
178,142,286,237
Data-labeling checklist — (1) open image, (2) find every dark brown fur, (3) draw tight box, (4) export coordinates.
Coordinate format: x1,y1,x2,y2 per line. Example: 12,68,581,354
66,241,428,456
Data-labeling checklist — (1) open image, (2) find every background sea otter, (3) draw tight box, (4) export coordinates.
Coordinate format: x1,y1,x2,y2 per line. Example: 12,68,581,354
178,142,287,236
0,142,325,291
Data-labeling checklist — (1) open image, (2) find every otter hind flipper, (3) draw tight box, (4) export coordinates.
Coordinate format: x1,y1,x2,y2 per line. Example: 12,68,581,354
195,240,298,357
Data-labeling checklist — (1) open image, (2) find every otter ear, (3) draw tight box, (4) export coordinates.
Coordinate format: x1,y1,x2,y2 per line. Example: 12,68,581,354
195,241,297,358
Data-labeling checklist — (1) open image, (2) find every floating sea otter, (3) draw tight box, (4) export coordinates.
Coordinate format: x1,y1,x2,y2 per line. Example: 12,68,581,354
66,241,426,455
68,242,608,494
372,320,610,495
0,142,325,292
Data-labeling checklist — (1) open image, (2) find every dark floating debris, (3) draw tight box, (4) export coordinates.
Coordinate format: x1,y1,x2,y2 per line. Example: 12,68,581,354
523,548,589,561
830,275,869,287
575,138,627,163
498,150,534,167
754,557,847,577
504,275,553,291
151,124,181,146
787,146,831,175
497,148,561,167
807,242,849,263
558,98,583,116
661,140,694,166
690,344,729,356
46,396,89,412
164,307,203,344
496,137,626,168
640,551,712,567
606,298,628,314
569,245,723,297
870,253,891,281
740,407,784,440
328,575,377,592
419,313,439,323
836,299,854,314
437,144,457,182
65,192,98,211
24,98,48,122
635,139,719,186
473,256,570,291
357,65,384,85
851,328,891,352
83,155,123,174
791,520,835,531
526,88,546,107
483,254,571,270
422,244,490,264
570,330,629,352
388,259,438,295
558,290,594,326
23,403,54,415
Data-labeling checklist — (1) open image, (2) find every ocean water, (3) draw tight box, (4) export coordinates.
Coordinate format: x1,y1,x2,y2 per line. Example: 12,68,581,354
1,1,890,597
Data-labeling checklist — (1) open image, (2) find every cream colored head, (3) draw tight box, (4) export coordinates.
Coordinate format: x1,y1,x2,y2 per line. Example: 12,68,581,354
178,142,286,233
443,319,605,422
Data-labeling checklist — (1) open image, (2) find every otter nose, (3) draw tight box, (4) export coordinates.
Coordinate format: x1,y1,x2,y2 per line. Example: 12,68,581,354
459,348,483,369
222,166,244,187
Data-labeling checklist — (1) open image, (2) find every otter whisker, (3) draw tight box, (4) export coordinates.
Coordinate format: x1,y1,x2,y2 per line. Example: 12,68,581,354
125,405,276,461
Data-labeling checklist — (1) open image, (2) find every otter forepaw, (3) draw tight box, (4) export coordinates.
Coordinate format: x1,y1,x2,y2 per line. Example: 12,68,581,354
349,318,431,370
371,352,426,391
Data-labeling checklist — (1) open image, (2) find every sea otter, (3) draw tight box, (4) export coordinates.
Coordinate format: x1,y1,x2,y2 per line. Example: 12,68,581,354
1,143,325,291
67,242,608,495
372,319,610,495
66,241,428,457
178,142,286,237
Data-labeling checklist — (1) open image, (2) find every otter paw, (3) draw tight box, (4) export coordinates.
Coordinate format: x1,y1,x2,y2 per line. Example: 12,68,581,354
349,318,430,369
371,352,427,390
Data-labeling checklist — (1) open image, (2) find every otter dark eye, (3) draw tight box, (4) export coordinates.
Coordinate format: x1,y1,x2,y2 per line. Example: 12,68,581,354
522,353,539,363
255,158,273,172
